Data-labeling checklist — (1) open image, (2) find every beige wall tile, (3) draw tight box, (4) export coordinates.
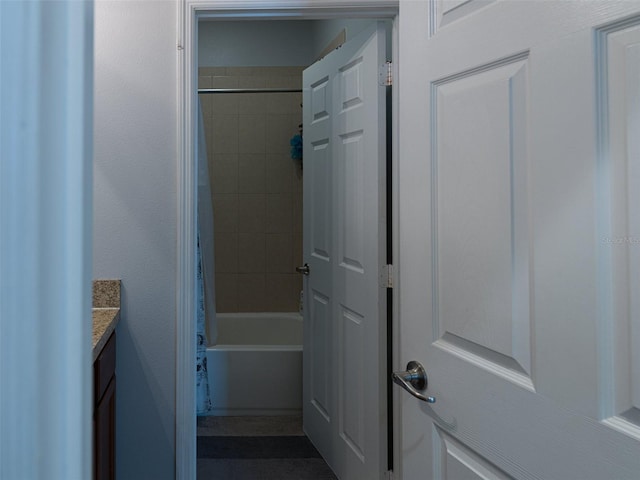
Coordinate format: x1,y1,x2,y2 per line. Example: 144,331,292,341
211,154,239,194
264,93,284,115
237,77,267,114
292,193,303,234
209,67,304,313
215,273,238,313
265,114,297,154
199,67,227,76
238,114,266,154
211,115,239,153
237,193,266,233
238,233,266,274
288,67,305,75
238,93,267,115
238,153,264,170
200,95,214,120
225,67,257,76
253,67,275,76
293,162,303,193
204,77,239,115
237,76,267,89
266,93,302,114
212,193,238,233
214,232,238,273
266,233,293,274
265,274,300,312
287,93,303,115
292,234,303,272
263,66,304,77
266,193,293,233
237,274,267,312
210,152,237,171
265,91,302,115
266,153,291,169
266,154,295,194
265,76,302,90
205,125,215,156
238,154,266,193
211,94,238,115
212,76,238,88
198,76,212,89
288,114,303,139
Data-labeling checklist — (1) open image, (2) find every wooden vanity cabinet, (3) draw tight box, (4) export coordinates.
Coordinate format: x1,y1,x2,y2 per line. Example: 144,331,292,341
93,332,116,480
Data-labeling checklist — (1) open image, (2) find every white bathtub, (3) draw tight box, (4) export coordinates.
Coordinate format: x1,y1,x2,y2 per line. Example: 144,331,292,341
205,312,302,416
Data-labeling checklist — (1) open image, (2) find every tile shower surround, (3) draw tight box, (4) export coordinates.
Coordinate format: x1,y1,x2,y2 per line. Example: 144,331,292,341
199,67,303,313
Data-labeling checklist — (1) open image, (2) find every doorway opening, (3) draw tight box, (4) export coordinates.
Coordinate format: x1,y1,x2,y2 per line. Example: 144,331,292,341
177,5,400,479
195,20,322,477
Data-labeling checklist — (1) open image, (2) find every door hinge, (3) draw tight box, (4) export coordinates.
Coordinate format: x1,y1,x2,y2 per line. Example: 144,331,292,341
379,61,393,86
381,264,394,288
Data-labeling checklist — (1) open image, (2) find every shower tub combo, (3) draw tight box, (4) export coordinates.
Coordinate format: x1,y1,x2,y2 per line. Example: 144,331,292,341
206,312,303,416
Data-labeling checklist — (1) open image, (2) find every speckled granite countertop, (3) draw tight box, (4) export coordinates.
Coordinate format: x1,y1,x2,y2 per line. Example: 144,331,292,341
92,280,121,361
92,308,120,361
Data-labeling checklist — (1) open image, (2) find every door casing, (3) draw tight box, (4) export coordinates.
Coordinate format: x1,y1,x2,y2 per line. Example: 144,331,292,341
177,2,400,479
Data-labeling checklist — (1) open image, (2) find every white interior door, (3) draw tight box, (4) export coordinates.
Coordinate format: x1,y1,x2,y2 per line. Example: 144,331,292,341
302,22,388,480
397,1,640,478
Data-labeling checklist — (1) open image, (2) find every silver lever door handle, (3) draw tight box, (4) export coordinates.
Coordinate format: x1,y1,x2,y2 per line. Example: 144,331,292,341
296,263,310,275
392,361,436,403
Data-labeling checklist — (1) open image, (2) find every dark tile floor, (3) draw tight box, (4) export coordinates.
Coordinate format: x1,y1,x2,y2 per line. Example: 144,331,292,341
197,416,338,480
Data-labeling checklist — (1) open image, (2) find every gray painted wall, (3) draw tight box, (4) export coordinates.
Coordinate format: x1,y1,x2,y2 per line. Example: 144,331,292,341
310,18,378,58
198,19,382,68
93,2,177,478
198,20,316,67
92,10,390,479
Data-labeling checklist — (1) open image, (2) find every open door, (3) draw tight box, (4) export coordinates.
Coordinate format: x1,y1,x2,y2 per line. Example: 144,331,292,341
397,1,640,479
302,22,388,480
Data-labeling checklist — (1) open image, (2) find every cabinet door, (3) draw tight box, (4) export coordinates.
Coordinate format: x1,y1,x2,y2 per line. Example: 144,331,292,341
94,377,115,480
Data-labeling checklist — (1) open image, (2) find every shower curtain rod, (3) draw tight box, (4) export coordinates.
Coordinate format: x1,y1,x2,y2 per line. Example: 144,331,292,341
198,88,302,94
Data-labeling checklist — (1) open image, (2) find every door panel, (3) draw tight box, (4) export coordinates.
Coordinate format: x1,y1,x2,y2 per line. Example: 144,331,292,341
310,140,331,261
310,291,331,421
431,0,497,34
303,22,387,480
398,2,640,479
434,426,513,480
601,21,640,429
433,53,531,381
339,307,365,460
305,62,333,457
338,133,366,272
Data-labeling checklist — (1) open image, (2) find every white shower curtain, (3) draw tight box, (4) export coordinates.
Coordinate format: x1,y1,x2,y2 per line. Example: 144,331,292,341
196,100,216,414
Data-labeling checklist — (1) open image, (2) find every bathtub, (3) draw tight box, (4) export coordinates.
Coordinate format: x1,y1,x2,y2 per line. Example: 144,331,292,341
205,312,302,416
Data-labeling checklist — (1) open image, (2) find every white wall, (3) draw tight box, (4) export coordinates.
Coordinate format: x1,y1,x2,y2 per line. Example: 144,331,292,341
92,8,389,479
198,19,383,68
93,1,177,478
198,20,316,66
311,18,377,57
312,18,392,61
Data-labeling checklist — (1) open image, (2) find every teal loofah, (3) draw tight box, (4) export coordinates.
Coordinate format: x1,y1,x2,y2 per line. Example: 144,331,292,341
290,134,303,160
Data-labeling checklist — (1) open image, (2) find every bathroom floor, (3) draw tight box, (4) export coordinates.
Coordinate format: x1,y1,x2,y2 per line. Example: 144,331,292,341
197,415,337,479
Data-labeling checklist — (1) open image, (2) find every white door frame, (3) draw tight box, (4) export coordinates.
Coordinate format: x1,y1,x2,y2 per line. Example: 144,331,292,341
176,1,399,478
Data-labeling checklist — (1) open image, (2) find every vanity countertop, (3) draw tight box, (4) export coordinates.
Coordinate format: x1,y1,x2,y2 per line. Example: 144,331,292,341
92,279,121,361
92,308,120,361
